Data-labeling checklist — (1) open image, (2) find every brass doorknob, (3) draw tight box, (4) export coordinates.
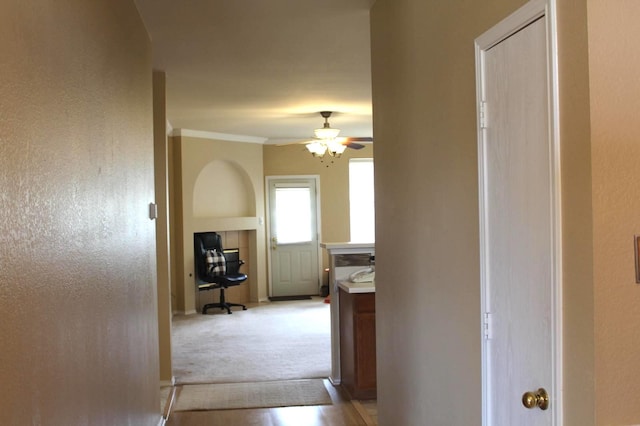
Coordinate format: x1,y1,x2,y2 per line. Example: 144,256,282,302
522,388,549,410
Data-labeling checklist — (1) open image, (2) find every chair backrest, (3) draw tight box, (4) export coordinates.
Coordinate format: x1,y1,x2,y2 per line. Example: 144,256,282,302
222,248,243,275
194,232,223,284
194,232,246,283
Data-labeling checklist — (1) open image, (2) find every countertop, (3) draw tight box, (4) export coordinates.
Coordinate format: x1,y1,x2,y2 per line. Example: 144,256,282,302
338,280,375,294
320,242,375,254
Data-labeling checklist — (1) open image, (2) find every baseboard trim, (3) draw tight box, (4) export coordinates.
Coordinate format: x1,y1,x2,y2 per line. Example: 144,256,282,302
161,385,178,421
351,400,377,426
159,376,176,387
172,309,198,316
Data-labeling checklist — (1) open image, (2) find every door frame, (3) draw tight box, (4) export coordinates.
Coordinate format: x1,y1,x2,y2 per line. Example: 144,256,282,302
475,0,562,424
265,175,323,297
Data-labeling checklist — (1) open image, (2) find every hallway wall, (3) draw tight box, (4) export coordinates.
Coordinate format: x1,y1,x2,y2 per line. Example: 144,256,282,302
0,0,160,424
371,0,595,424
588,1,640,423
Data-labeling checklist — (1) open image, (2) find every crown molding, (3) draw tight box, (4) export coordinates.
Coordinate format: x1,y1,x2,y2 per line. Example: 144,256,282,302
171,128,267,144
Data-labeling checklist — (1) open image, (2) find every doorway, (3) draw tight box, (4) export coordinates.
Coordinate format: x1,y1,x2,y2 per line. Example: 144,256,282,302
266,176,322,298
476,1,561,425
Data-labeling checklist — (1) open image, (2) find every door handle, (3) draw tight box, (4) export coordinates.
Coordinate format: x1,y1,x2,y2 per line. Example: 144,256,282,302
522,388,549,410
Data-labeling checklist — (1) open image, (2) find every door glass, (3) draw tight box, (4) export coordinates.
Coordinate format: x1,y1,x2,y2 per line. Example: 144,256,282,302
275,187,312,244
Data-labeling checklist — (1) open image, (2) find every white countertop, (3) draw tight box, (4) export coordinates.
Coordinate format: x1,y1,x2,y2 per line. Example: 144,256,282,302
320,242,374,249
338,280,375,293
320,242,375,254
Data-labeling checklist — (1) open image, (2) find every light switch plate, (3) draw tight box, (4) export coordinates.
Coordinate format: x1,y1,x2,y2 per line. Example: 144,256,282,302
149,202,158,220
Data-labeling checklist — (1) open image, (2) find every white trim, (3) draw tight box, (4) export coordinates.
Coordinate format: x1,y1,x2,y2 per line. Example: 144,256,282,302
475,0,546,51
172,128,268,144
547,2,563,425
264,175,322,298
159,376,175,387
475,1,562,425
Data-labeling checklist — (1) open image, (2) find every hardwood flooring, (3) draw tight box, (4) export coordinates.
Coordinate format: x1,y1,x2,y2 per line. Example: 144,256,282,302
164,379,377,426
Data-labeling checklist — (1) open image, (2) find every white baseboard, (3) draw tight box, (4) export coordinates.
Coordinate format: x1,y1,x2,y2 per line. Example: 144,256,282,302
159,376,175,387
172,309,198,316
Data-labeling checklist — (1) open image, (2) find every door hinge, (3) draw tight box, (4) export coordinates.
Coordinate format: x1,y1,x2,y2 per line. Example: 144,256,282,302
483,312,492,339
480,101,488,129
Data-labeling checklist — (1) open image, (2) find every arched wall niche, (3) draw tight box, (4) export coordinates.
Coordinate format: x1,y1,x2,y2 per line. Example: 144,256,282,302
192,159,256,218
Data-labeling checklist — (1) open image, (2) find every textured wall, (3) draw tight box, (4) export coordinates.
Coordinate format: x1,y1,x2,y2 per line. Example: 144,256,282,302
0,1,159,424
588,1,640,423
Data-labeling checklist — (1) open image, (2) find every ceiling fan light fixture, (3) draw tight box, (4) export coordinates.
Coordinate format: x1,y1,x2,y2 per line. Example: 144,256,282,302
306,141,328,157
313,126,340,140
327,140,347,157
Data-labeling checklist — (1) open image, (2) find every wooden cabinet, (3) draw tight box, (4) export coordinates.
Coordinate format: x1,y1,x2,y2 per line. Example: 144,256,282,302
339,289,376,399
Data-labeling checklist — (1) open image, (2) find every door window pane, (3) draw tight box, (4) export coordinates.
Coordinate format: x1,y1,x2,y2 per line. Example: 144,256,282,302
275,187,312,243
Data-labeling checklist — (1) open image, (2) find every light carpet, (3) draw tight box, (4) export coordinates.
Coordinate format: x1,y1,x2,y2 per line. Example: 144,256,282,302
172,297,331,384
173,379,332,411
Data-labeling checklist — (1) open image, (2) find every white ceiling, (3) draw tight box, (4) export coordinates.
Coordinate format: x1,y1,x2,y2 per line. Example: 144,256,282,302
133,0,374,144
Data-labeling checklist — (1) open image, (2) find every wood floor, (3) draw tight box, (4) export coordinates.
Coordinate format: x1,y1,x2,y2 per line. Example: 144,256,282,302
164,379,377,426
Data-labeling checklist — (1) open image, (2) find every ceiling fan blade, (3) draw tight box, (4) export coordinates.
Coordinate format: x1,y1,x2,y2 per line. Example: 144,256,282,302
344,142,365,150
338,136,372,150
275,139,314,146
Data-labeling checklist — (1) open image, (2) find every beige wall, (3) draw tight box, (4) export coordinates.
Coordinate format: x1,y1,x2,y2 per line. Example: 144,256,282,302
371,0,595,425
171,136,267,312
263,144,375,271
588,1,640,423
0,1,160,424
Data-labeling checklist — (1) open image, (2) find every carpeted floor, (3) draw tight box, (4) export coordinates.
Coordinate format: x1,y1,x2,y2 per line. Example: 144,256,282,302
171,297,331,384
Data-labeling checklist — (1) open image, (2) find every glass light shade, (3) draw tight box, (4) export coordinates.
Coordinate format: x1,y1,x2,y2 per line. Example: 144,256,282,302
314,127,340,140
327,140,347,156
306,141,327,157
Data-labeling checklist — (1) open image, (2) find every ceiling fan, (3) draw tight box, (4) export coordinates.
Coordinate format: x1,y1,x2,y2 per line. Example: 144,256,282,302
283,111,372,159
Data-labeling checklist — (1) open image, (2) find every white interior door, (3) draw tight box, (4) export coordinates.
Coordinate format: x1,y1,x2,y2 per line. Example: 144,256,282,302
476,2,560,425
267,177,321,297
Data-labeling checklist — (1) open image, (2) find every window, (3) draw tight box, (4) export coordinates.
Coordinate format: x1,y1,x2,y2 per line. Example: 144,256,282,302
349,158,375,242
274,186,312,244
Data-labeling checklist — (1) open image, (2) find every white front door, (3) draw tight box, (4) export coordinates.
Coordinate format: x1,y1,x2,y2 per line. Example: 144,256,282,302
476,2,560,425
267,177,321,297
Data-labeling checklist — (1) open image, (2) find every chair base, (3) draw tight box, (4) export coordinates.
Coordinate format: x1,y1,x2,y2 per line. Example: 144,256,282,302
202,301,247,315
201,288,247,315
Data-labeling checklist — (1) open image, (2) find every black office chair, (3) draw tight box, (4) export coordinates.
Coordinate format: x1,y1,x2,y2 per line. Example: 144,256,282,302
194,232,248,314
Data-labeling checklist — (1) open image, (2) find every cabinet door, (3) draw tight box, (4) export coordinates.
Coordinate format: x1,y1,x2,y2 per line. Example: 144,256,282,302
355,312,376,390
